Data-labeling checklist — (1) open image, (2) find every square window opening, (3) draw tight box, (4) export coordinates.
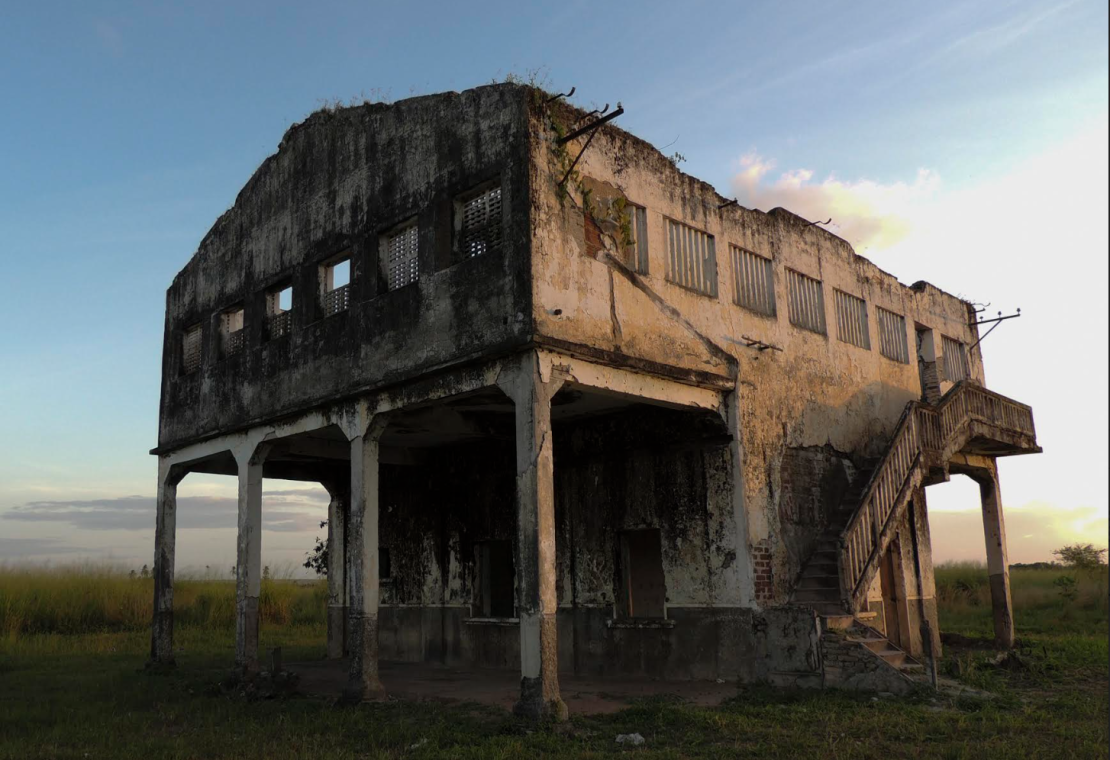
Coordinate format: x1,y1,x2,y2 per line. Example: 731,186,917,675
476,540,514,618
618,528,666,619
383,221,419,291
320,256,351,317
731,246,776,317
220,307,245,358
458,184,503,259
834,289,870,350
786,268,826,335
942,335,970,382
181,324,202,375
877,307,910,364
664,218,717,297
624,203,649,274
266,285,293,340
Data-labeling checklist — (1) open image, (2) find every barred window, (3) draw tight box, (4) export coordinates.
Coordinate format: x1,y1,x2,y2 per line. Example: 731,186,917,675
266,285,292,341
876,307,910,363
181,324,202,375
942,335,970,382
460,185,503,259
385,222,419,291
220,307,245,358
731,246,775,317
625,203,649,274
834,289,870,350
786,268,826,334
664,218,717,297
321,257,350,318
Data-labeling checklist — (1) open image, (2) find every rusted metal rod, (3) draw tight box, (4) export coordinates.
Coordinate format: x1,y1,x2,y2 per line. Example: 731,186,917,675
557,105,625,144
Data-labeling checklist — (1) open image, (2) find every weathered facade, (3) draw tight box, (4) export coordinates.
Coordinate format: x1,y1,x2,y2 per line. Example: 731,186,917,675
149,84,1040,717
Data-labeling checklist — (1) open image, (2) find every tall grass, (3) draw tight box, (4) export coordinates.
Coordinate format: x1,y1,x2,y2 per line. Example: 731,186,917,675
935,560,1108,636
0,562,326,639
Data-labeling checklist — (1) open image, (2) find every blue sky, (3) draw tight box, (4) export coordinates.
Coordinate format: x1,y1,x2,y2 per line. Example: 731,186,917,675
1,0,1106,573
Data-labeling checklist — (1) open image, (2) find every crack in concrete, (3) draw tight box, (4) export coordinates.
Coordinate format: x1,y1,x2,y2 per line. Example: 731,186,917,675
599,250,738,375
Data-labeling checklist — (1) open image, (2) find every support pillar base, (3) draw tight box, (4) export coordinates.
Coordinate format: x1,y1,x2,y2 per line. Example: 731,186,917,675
344,612,385,702
513,613,566,722
149,608,175,668
235,595,260,673
513,684,568,722
989,572,1015,649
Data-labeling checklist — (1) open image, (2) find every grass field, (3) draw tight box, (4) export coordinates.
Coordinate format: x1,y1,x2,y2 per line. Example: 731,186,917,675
1,562,1106,759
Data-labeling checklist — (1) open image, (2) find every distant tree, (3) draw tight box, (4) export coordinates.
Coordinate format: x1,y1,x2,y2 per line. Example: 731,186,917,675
129,569,136,580
1054,544,1107,601
140,564,150,579
1053,544,1107,574
304,520,328,577
263,565,271,581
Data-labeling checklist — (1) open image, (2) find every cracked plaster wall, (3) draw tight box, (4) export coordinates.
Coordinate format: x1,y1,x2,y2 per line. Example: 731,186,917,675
528,97,986,604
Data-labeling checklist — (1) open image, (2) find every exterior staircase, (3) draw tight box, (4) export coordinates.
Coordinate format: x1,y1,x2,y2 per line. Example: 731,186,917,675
790,381,1040,683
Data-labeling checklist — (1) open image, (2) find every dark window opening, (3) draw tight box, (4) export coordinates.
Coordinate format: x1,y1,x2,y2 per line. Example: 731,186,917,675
476,540,514,618
379,546,391,581
220,307,245,358
459,185,503,259
266,285,293,341
384,222,419,291
618,529,666,619
625,203,649,274
321,257,351,317
181,324,202,375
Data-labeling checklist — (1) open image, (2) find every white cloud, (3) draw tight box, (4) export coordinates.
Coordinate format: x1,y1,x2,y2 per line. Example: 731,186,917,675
731,152,941,253
731,118,1110,562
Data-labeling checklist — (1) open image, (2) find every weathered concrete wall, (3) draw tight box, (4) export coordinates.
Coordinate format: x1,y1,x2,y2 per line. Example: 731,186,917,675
159,85,534,450
372,407,757,680
820,629,914,695
526,96,985,604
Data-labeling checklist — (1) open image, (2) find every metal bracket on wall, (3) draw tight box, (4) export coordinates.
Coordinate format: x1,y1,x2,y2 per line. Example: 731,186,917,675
968,309,1021,351
557,104,625,187
545,86,575,103
727,335,783,353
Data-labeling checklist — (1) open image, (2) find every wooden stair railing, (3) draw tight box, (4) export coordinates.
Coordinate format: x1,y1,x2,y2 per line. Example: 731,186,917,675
837,382,1036,613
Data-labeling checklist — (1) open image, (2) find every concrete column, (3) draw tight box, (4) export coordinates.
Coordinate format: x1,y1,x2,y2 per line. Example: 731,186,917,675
234,445,268,672
150,459,184,666
499,354,567,721
720,388,756,608
345,422,385,700
910,488,941,658
324,479,349,659
977,464,1015,648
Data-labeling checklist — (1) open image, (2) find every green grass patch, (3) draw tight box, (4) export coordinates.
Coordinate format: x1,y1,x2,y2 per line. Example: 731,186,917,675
1,564,1106,758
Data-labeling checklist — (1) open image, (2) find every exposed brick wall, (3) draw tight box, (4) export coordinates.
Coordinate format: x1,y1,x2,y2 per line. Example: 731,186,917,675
920,360,941,405
752,540,774,604
584,213,604,259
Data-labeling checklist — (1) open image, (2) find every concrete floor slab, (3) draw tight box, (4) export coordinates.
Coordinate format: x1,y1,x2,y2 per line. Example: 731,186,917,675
293,659,739,715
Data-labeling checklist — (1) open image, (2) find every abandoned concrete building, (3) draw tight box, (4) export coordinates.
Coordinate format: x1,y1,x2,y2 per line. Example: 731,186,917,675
149,83,1040,717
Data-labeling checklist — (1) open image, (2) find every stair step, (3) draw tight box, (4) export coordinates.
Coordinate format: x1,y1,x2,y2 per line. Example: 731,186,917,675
807,602,849,616
848,637,889,653
821,614,855,631
900,663,924,673
793,588,840,602
856,611,878,620
878,650,907,668
796,574,839,588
